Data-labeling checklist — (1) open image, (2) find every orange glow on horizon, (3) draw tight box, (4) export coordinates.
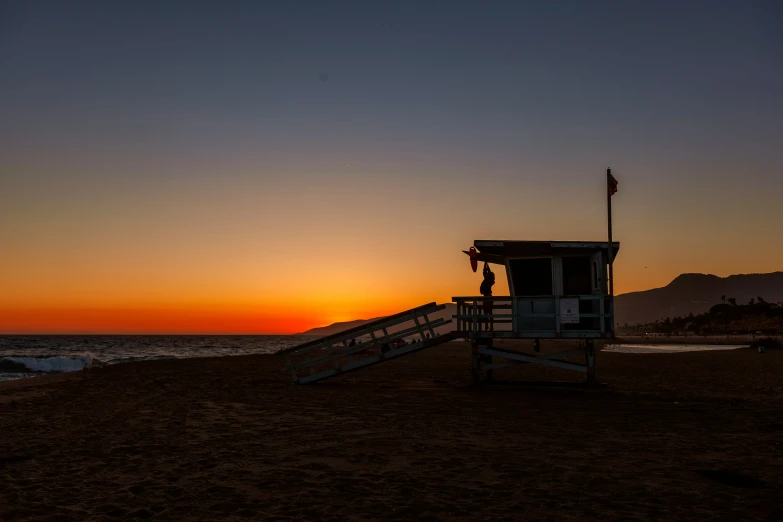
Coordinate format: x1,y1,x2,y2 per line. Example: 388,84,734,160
2,248,782,334
3,165,781,334
0,266,738,334
0,308,347,335
0,301,421,335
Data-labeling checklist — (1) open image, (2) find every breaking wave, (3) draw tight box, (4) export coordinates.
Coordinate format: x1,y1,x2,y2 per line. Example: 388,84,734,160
0,335,310,382
0,354,93,374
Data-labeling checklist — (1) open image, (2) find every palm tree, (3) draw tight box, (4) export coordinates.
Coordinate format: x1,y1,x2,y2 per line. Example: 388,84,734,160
721,294,726,304
728,297,737,306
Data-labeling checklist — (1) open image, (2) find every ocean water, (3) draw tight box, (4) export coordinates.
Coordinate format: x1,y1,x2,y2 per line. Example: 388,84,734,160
1,337,753,383
0,335,313,382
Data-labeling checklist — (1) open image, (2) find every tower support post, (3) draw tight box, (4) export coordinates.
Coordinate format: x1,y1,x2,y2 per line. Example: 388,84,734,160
585,340,597,387
471,342,480,384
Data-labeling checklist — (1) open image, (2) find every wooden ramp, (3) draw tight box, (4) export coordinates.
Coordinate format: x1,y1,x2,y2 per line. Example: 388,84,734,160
281,303,458,384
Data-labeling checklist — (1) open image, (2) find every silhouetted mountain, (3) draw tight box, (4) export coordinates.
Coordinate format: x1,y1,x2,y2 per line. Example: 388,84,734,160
297,318,382,336
615,272,783,325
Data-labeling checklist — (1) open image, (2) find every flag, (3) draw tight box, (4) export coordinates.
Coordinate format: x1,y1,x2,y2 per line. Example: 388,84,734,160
608,171,618,196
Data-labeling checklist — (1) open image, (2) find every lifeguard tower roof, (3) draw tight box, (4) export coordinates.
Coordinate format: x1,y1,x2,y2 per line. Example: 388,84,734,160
467,240,619,264
461,239,621,332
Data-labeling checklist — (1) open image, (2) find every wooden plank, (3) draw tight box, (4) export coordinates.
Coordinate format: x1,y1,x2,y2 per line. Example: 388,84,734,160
478,347,587,373
296,331,457,383
472,300,477,335
284,306,446,358
278,302,444,355
295,331,462,384
288,319,451,370
453,312,514,316
455,313,601,319
469,331,605,339
422,313,437,338
289,312,451,368
288,318,449,367
482,348,585,369
453,295,602,301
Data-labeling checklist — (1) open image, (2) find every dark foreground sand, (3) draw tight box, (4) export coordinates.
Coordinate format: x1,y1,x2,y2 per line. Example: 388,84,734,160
1,342,782,521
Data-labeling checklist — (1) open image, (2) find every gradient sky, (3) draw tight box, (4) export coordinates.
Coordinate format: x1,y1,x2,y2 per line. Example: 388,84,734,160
2,1,782,333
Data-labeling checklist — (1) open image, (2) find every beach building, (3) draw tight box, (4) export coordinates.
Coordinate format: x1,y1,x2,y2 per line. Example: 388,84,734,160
281,239,619,387
456,240,618,338
455,240,619,386
282,171,621,386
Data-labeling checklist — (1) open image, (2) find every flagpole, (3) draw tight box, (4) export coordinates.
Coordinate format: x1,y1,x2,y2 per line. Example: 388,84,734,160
606,168,615,334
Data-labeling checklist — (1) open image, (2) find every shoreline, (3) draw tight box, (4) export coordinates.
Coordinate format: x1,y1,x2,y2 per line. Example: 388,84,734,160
2,335,768,385
0,337,761,385
609,334,779,345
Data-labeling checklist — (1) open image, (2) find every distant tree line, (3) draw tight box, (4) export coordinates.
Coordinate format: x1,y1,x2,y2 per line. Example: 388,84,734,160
620,296,783,335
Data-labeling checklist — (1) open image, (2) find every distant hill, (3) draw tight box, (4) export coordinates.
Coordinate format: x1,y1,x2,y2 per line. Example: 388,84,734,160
615,272,783,325
619,297,783,336
298,318,383,337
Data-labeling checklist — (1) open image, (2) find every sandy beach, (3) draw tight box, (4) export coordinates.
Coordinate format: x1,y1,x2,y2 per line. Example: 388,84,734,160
1,342,782,521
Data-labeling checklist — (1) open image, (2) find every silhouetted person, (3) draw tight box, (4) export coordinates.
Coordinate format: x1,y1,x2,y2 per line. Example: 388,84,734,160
349,338,356,347
480,262,495,331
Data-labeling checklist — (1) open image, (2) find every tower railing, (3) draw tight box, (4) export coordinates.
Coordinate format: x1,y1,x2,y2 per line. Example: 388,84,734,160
452,295,612,339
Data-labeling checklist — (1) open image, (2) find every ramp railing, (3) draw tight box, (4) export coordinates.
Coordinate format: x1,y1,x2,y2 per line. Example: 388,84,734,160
281,302,454,384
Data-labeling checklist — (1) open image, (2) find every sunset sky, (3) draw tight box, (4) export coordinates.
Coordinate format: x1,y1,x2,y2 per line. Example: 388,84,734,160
2,1,782,334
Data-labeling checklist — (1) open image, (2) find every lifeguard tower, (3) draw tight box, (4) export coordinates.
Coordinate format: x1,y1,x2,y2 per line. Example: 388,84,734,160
281,170,620,386
454,240,619,386
280,239,619,387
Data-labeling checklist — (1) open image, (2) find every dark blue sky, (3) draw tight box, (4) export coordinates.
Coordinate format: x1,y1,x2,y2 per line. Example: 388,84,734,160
3,1,781,167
